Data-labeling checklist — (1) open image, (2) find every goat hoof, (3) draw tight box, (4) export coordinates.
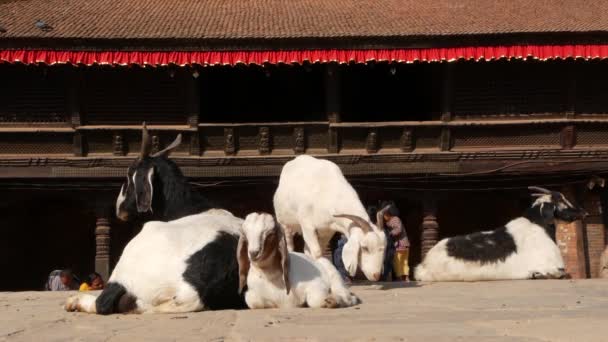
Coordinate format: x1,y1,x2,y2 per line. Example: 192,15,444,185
322,297,338,309
531,272,547,280
64,296,80,312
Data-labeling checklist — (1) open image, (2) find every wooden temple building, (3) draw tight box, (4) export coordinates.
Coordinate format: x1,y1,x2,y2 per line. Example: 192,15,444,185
1,0,608,290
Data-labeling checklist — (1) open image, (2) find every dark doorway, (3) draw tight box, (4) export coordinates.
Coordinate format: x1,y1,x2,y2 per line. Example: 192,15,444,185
0,194,96,291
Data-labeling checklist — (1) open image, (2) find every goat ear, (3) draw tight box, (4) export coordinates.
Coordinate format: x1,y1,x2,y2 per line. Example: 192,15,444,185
135,167,154,213
151,134,182,158
277,227,291,295
342,233,360,277
237,233,250,295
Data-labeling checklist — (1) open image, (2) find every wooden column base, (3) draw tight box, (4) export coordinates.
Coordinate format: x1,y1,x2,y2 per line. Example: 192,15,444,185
95,217,111,282
421,199,439,260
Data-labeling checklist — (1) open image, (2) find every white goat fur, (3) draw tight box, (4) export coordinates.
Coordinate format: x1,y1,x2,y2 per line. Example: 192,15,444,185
273,155,387,281
65,210,243,314
240,213,359,309
415,217,565,282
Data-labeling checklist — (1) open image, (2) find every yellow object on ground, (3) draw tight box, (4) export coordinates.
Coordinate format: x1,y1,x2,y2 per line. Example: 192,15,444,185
393,249,409,277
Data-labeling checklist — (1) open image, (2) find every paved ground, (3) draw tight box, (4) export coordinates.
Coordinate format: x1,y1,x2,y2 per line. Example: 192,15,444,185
1,279,607,342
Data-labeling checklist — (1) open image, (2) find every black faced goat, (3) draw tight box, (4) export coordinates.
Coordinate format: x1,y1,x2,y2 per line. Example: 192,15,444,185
115,124,213,222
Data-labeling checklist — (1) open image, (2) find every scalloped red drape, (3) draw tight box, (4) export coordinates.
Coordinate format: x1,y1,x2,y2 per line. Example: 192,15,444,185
2,45,608,66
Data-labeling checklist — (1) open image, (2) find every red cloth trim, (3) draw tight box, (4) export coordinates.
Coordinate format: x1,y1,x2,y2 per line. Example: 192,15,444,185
2,45,608,66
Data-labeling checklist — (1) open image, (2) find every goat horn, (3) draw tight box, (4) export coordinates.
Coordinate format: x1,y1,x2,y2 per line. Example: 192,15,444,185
151,133,182,158
530,193,547,197
334,214,371,233
528,186,551,194
375,205,391,230
140,122,152,158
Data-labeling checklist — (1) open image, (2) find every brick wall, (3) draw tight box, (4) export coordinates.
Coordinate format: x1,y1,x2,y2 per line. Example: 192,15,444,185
556,220,587,279
583,192,606,278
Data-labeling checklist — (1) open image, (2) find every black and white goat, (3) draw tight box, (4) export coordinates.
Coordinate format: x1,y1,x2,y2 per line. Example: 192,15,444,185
415,186,587,282
115,124,213,222
237,212,360,309
66,125,245,314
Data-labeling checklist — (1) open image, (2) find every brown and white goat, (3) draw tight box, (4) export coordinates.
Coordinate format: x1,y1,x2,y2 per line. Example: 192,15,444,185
237,212,360,309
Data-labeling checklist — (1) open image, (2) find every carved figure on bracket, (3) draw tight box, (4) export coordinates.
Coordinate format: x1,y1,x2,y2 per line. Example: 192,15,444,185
224,128,236,155
294,127,305,154
113,133,124,156
401,128,413,152
151,135,161,154
259,127,271,155
560,126,576,150
366,129,378,153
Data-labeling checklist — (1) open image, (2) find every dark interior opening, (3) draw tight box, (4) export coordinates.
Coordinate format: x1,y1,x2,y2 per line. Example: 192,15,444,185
0,195,95,291
200,64,326,123
340,62,441,122
575,60,608,115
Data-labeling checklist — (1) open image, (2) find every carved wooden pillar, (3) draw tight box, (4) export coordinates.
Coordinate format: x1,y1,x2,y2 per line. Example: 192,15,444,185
326,63,340,153
95,216,111,282
555,186,587,279
439,63,453,152
566,63,577,119
68,67,85,156
421,197,439,259
440,63,454,122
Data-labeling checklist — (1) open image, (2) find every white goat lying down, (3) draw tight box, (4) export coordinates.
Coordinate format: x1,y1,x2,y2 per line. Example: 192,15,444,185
238,212,360,309
415,186,587,282
65,210,246,314
274,155,387,281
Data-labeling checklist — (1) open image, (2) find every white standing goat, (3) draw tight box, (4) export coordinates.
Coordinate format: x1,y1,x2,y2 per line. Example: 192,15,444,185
415,186,587,282
273,155,387,281
238,212,360,309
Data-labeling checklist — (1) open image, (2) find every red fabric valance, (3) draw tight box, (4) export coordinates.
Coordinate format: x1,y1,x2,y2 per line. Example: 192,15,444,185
2,45,608,66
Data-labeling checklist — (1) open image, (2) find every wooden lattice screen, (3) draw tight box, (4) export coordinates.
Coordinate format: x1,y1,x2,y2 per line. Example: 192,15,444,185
453,60,568,119
0,64,68,125
82,67,186,125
